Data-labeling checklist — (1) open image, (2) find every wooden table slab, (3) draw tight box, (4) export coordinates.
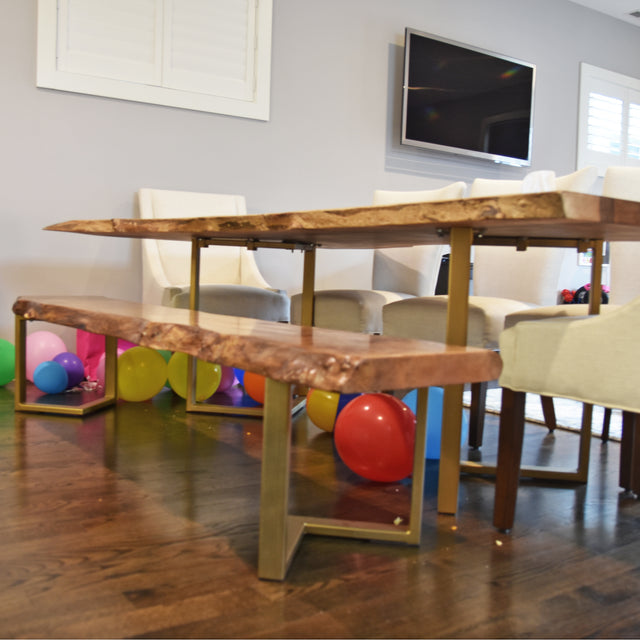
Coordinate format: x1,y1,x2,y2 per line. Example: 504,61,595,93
45,191,640,248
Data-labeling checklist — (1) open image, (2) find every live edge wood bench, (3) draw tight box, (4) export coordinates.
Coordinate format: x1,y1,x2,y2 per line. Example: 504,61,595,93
13,295,502,580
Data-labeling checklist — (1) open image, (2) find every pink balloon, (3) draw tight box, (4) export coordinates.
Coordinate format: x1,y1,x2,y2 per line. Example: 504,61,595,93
217,365,236,392
94,348,127,385
26,331,67,382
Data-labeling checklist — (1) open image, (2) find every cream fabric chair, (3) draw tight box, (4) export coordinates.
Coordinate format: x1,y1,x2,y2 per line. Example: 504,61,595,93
139,188,290,321
289,182,467,333
503,165,637,324
494,297,640,531
473,167,598,305
603,167,640,305
503,165,637,325
383,168,599,446
503,166,640,438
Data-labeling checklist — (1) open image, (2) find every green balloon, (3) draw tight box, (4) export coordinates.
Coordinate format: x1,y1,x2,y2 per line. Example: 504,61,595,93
0,339,15,386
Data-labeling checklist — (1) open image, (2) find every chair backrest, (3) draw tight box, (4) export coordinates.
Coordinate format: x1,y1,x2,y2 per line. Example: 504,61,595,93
371,182,467,296
602,166,640,305
471,169,598,305
555,166,598,192
139,188,270,305
312,248,376,291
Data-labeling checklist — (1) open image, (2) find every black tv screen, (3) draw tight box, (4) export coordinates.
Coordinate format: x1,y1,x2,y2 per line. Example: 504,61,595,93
401,29,535,166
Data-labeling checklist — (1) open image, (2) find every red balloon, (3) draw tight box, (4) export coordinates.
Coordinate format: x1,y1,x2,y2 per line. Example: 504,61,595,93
334,393,416,482
243,371,266,404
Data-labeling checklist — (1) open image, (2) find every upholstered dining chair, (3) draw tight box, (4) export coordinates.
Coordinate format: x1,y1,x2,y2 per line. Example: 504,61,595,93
494,296,640,532
602,166,640,305
139,188,290,321
289,181,467,333
382,167,599,447
503,166,640,439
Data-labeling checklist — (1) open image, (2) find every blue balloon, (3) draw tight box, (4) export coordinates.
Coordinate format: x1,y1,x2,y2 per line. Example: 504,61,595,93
33,360,69,394
337,392,361,414
402,387,469,459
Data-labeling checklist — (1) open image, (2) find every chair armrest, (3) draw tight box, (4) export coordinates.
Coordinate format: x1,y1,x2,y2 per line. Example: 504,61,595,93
499,296,640,413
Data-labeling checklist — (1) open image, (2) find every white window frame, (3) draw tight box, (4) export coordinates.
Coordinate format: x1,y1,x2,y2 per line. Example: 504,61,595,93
36,0,272,121
577,63,640,176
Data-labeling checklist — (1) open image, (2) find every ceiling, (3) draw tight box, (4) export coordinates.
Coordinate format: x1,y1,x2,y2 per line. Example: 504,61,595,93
569,0,640,27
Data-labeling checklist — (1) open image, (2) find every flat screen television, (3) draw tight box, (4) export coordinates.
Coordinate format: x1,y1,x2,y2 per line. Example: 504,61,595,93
401,28,536,166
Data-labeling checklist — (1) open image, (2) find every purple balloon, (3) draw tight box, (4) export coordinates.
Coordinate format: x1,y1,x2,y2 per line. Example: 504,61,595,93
53,352,85,388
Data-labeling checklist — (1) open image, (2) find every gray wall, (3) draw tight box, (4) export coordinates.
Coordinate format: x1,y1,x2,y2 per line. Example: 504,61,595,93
1,0,639,342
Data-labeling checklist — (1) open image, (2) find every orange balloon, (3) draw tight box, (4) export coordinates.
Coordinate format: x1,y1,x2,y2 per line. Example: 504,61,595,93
243,371,266,404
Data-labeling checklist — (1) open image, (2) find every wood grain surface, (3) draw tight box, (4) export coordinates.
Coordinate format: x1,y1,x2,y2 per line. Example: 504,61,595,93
2,388,640,638
45,192,640,248
13,295,501,393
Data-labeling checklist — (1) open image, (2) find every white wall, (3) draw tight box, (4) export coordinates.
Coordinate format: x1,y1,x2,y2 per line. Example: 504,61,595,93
1,0,639,342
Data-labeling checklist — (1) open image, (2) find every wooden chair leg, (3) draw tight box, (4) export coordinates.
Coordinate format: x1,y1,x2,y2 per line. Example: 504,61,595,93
540,395,557,433
468,381,487,449
632,413,640,495
493,388,526,532
602,407,612,442
620,411,640,494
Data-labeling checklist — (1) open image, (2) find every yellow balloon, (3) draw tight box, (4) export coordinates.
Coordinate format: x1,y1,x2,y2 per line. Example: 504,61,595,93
117,347,168,402
306,389,340,432
167,352,221,401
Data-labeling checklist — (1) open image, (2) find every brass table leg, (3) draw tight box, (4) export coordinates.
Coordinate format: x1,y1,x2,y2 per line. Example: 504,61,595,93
438,227,473,514
448,235,605,505
300,247,316,328
184,238,308,418
185,237,287,417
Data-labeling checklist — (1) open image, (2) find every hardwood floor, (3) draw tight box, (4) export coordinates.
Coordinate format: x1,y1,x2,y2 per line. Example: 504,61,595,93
1,384,639,638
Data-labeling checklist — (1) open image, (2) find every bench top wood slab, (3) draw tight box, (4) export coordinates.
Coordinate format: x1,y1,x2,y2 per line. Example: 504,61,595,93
44,192,640,249
14,296,501,393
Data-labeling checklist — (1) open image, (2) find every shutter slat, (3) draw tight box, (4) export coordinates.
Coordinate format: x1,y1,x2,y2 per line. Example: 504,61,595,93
164,0,255,100
58,0,161,83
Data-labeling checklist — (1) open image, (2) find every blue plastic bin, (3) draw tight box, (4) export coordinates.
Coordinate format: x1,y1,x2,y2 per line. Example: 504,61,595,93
402,387,469,459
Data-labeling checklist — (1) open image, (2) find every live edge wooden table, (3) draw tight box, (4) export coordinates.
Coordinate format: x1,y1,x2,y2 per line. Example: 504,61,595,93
46,191,640,516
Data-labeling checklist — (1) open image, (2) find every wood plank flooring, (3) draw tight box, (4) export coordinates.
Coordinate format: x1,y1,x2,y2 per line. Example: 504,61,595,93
1,384,639,638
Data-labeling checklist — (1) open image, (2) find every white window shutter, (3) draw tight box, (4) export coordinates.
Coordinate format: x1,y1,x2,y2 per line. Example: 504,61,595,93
36,0,272,120
57,0,162,84
627,100,640,161
586,92,622,156
578,64,640,175
163,0,256,101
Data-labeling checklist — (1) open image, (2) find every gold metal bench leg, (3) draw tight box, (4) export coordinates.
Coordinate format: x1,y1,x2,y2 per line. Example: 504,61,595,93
14,314,118,416
258,382,430,580
259,378,296,580
14,314,27,408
